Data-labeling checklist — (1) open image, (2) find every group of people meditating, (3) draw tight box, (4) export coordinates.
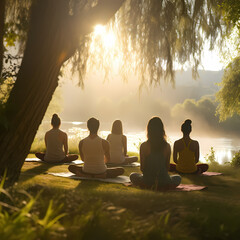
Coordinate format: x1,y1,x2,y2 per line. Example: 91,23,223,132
35,114,209,190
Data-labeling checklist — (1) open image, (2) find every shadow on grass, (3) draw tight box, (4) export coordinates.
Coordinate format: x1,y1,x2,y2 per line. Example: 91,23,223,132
75,179,103,191
20,163,53,182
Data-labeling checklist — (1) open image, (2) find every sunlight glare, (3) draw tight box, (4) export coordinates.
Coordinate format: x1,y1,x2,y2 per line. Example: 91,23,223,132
94,24,106,35
93,24,116,49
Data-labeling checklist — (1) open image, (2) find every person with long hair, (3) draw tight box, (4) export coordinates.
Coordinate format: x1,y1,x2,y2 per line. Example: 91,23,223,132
68,117,124,178
130,117,181,190
35,114,78,163
169,119,209,174
106,120,138,165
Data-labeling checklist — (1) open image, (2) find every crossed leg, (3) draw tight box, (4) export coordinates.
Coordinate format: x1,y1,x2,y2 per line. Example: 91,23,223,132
35,152,78,163
68,165,124,179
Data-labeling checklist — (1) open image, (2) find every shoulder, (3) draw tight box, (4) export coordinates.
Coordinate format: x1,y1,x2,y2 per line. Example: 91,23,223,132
102,139,110,149
62,131,68,138
102,138,109,145
174,139,183,147
122,135,127,140
45,130,51,135
191,139,199,146
174,139,182,144
140,141,149,151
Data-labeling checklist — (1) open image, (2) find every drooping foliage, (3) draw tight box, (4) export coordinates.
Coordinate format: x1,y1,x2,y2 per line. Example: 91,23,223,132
221,0,240,30
215,0,240,120
1,0,229,91
216,56,240,121
72,0,228,88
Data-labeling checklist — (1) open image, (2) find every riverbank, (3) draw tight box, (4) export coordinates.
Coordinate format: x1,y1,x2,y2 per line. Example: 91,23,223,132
1,161,240,240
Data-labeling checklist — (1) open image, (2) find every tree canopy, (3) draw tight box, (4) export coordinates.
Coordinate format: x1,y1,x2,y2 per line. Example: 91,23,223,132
72,0,228,87
215,0,240,120
216,56,240,121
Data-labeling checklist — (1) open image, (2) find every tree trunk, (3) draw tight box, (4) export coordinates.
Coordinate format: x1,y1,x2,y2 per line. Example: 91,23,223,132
0,0,124,185
0,0,5,76
0,0,71,184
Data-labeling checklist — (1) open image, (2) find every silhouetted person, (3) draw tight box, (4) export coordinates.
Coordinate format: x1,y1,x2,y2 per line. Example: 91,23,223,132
169,119,209,174
130,117,181,190
35,114,78,163
68,117,124,178
106,120,138,165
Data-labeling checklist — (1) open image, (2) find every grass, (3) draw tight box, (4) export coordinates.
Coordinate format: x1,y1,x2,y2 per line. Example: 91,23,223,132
1,155,240,239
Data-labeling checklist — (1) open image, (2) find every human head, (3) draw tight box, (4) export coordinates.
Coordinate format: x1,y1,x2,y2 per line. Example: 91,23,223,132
51,114,61,128
111,120,123,135
147,117,166,142
181,119,192,135
87,117,100,134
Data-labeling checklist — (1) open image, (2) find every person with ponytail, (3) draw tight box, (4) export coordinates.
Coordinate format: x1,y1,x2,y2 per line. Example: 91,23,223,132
129,117,181,190
169,119,208,174
35,114,78,163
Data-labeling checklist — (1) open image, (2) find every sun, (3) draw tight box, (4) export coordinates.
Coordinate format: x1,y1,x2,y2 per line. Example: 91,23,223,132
94,24,106,35
93,24,116,49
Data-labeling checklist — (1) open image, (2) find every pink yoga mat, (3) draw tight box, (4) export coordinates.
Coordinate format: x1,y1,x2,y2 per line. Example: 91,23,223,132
201,172,222,176
174,184,207,191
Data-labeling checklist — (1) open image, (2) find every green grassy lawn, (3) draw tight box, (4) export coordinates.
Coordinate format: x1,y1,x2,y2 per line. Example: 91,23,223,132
2,156,240,240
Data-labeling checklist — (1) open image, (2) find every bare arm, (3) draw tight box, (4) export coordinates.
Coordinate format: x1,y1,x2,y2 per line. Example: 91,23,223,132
44,132,48,149
63,133,68,155
166,143,171,169
79,140,84,161
140,143,145,172
122,135,128,156
173,142,178,164
102,139,110,163
195,141,199,163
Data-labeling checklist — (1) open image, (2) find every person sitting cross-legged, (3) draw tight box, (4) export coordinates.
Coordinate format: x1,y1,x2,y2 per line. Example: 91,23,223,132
35,114,78,163
68,117,124,178
130,117,181,190
169,119,209,174
106,120,138,165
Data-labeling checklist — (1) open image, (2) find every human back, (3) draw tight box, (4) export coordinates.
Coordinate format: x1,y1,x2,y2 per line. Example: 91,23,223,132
141,141,172,187
174,138,198,173
107,133,125,163
35,114,78,163
81,134,107,174
107,120,138,165
44,128,66,162
170,119,208,174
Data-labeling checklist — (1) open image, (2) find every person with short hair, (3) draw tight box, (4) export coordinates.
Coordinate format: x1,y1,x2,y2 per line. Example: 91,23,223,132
169,119,209,174
106,120,138,165
35,114,78,163
130,117,181,190
68,117,124,178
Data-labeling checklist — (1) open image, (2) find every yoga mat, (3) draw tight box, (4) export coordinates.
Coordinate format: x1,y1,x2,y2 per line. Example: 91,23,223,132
123,183,206,192
25,158,84,165
106,162,140,167
201,172,222,176
174,184,207,191
48,172,130,184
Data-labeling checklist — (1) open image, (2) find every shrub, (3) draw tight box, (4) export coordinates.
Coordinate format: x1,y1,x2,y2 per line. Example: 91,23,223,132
230,151,240,168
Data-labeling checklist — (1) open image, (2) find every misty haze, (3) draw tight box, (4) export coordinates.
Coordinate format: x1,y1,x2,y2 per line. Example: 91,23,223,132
35,69,240,164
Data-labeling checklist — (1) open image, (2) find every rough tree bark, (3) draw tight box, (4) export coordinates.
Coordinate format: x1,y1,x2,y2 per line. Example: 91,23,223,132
0,0,124,184
0,0,5,76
